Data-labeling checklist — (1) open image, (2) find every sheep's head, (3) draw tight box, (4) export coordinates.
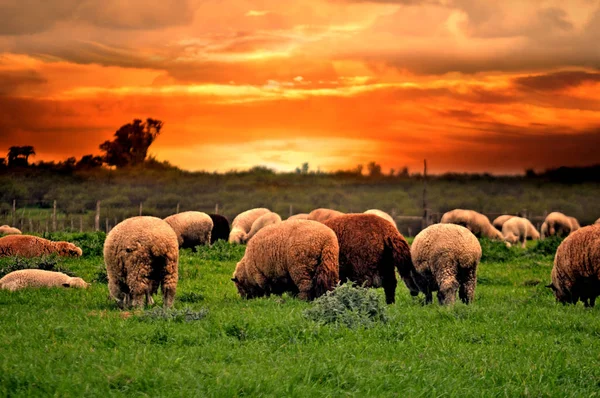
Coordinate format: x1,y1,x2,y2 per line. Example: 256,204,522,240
228,228,247,244
231,261,259,299
503,233,518,247
55,242,83,257
545,282,573,304
62,277,90,289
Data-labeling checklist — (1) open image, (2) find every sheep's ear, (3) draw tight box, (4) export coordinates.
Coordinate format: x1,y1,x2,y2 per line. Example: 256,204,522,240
545,283,556,291
62,282,71,288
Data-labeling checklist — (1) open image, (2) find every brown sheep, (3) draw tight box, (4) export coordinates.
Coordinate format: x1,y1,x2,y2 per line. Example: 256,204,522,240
323,214,412,304
0,225,22,235
440,209,503,240
541,212,579,239
547,224,600,307
0,235,82,258
0,269,90,291
104,216,179,308
232,220,339,301
229,208,271,244
246,212,282,242
307,208,344,223
364,209,397,230
164,211,213,251
408,223,481,305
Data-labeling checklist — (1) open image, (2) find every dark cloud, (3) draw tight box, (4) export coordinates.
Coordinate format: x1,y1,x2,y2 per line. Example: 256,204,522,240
0,0,81,35
0,70,47,95
514,71,600,92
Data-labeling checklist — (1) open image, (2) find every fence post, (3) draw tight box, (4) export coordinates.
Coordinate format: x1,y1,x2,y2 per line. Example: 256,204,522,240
28,216,33,233
80,216,83,233
95,201,100,231
70,217,74,231
289,204,293,218
12,199,16,226
176,202,180,214
215,203,219,214
106,218,109,233
52,200,57,231
139,202,143,216
422,159,428,230
114,217,118,228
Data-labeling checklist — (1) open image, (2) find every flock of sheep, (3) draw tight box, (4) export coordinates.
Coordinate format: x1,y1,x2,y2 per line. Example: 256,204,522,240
0,209,599,308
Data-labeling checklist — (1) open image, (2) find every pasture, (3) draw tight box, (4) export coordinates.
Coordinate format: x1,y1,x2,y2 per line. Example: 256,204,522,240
1,235,600,397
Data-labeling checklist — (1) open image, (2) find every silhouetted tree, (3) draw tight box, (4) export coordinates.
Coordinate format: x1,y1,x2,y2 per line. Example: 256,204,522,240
353,164,364,176
99,118,163,168
301,162,309,174
7,146,35,167
398,166,409,178
367,161,382,177
76,154,104,169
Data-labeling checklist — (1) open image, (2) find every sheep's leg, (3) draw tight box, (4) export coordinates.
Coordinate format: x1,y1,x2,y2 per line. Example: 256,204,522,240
424,288,433,305
382,267,397,304
459,268,477,304
108,279,127,307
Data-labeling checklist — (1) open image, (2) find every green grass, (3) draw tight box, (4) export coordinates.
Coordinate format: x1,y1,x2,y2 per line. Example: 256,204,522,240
1,236,600,397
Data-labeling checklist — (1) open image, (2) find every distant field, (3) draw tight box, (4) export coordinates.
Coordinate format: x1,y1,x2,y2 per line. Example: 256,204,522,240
1,236,599,397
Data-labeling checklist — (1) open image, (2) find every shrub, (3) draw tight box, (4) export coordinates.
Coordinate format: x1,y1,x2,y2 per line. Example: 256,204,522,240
531,236,563,257
0,255,74,278
479,238,521,263
190,240,246,262
303,282,388,328
42,231,106,257
137,307,209,323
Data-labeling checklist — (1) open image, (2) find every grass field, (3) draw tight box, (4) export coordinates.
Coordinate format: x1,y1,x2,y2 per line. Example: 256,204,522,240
1,236,600,397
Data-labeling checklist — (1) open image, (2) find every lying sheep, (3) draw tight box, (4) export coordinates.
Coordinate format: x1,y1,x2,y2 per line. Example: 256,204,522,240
440,209,503,240
0,235,82,258
541,212,579,239
208,214,230,243
547,224,600,307
323,214,412,304
232,220,339,301
364,209,397,229
229,208,271,244
246,212,282,242
164,211,213,251
307,208,344,223
0,225,22,235
104,216,179,308
408,223,481,305
0,269,89,291
502,217,529,248
287,213,309,221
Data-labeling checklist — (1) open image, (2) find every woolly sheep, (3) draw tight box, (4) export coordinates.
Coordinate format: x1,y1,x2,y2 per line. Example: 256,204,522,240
502,217,529,248
0,225,22,235
0,269,89,291
208,214,230,244
493,215,539,240
408,223,481,305
104,216,179,308
229,208,271,244
246,212,282,242
0,235,82,258
164,211,213,251
596,218,600,225
364,209,397,229
323,214,412,304
440,209,503,240
287,213,309,221
492,215,515,230
540,212,579,239
307,208,344,223
547,224,600,307
232,220,339,301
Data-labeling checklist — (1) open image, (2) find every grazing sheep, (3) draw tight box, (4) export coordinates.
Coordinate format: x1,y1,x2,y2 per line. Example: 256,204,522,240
0,269,89,291
287,213,309,221
104,216,179,308
208,214,230,244
229,208,271,244
0,235,82,258
232,220,339,301
364,209,397,229
164,211,213,251
408,224,481,305
323,214,412,304
307,208,344,223
502,217,529,248
440,209,503,240
246,212,282,242
492,215,515,231
547,224,600,307
0,225,22,235
541,212,579,239
493,216,539,240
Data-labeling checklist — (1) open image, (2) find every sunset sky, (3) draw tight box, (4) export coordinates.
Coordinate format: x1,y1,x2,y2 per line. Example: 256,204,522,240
1,0,599,173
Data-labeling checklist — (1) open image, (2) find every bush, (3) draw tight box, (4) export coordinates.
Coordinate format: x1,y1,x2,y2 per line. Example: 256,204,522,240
42,231,106,257
531,236,563,257
479,238,521,263
190,240,246,262
303,282,388,328
0,255,74,278
137,307,209,323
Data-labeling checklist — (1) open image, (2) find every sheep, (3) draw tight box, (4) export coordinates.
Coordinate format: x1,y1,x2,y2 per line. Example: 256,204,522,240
229,208,271,244
502,217,529,248
307,208,344,223
164,211,213,251
232,220,339,301
104,216,179,308
208,214,230,244
493,215,539,240
596,218,600,225
540,212,579,239
407,223,481,305
0,235,82,258
547,224,600,307
323,214,412,304
0,225,22,235
0,269,90,291
492,215,515,231
287,213,309,221
245,212,282,242
364,209,397,229
440,209,503,240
